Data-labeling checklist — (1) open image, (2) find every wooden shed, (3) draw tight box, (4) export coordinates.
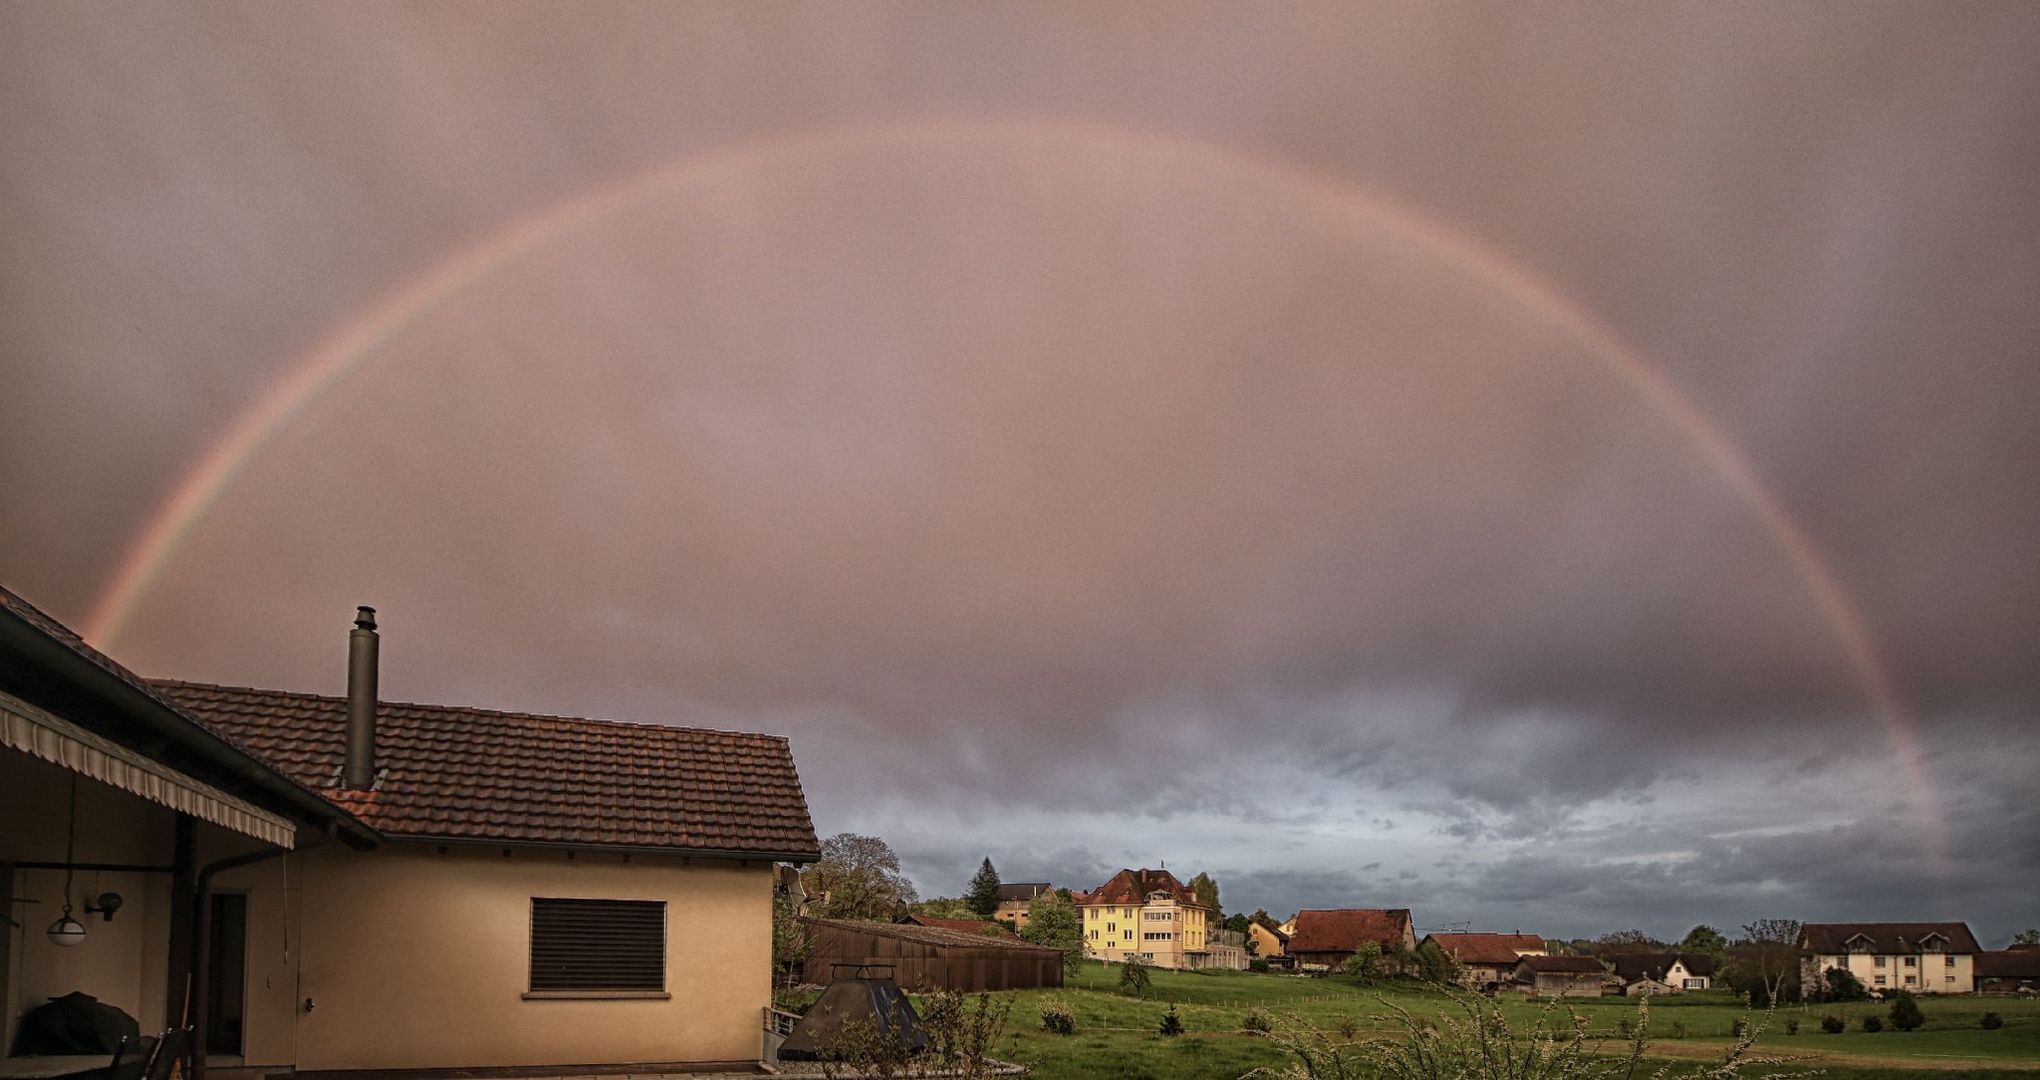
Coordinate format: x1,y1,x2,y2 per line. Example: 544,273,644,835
798,918,1066,992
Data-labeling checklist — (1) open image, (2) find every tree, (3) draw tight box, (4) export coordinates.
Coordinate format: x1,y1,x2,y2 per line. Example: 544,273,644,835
2012,928,2040,946
1223,913,1252,934
1341,940,1384,982
966,858,1002,919
910,896,977,920
1725,918,1802,1006
1187,871,1221,922
1415,938,1462,985
805,832,918,920
1680,924,1729,963
772,880,812,993
1020,889,1084,975
1888,990,1924,1032
1120,953,1152,998
1592,929,1665,956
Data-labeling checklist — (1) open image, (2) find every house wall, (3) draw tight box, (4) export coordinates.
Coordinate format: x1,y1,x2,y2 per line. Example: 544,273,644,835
1803,952,1974,995
1247,924,1285,959
1081,897,1207,970
286,843,771,1071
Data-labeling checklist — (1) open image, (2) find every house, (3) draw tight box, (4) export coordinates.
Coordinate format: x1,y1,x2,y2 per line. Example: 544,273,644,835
1974,947,2040,994
1514,955,1609,997
799,918,1063,992
2,589,821,1077
994,882,1053,928
1421,933,1546,987
1800,923,1981,996
1077,868,1211,970
1248,921,1290,965
896,913,1020,941
1611,953,1714,995
1286,908,1417,971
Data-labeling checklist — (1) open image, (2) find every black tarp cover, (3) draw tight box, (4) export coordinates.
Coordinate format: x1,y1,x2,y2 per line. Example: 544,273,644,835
778,969,929,1061
10,992,141,1056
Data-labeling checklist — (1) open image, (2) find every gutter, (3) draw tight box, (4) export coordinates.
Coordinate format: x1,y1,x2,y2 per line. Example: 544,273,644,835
400,835,821,864
0,612,378,847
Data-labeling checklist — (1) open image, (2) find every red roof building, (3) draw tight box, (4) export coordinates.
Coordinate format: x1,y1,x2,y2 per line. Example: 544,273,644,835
1287,908,1417,968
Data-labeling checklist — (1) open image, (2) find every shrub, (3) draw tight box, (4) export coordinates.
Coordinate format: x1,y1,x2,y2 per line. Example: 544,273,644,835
1730,1017,1749,1039
1823,966,1870,1001
1242,1008,1272,1034
1784,1017,1799,1035
1616,1016,1635,1038
1862,1014,1883,1033
1337,1016,1359,1039
1250,958,1271,973
1888,991,1924,1032
1038,996,1075,1035
1119,954,1153,998
1158,1003,1184,1036
1982,1011,2004,1030
1821,1014,1846,1034
1670,1019,1687,1039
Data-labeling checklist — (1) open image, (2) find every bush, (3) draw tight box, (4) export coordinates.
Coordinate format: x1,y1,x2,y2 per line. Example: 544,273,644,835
1888,991,1924,1032
1337,1016,1359,1039
1982,1011,2004,1030
1158,1003,1184,1036
1250,958,1271,973
1821,1014,1846,1034
1824,966,1870,1001
1242,1008,1271,1034
1038,996,1075,1035
1730,1017,1749,1039
1784,1017,1799,1035
1616,1016,1634,1038
1670,1020,1687,1039
1862,1014,1883,1033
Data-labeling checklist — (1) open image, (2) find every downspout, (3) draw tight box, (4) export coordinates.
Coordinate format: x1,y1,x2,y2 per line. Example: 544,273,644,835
189,823,335,1080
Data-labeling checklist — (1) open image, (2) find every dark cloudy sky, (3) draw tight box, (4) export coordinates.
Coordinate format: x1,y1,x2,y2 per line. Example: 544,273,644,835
4,3,2036,943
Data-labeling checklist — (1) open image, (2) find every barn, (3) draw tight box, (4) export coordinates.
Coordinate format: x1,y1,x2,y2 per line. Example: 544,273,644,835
798,918,1066,991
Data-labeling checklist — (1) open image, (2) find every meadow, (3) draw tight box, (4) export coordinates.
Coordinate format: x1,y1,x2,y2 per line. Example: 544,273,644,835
937,964,2040,1079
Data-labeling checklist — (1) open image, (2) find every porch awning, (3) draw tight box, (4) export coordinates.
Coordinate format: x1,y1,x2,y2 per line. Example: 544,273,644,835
1,690,297,848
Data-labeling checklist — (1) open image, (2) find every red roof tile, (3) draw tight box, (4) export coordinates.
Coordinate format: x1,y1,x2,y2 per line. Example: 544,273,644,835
1287,908,1414,955
1078,868,1200,908
1799,923,1981,955
1424,933,1545,965
152,679,819,858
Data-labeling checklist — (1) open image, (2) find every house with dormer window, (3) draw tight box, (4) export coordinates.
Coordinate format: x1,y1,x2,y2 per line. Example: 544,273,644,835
1800,922,1981,996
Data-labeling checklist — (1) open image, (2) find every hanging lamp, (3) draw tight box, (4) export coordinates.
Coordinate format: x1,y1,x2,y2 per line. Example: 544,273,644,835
47,773,86,947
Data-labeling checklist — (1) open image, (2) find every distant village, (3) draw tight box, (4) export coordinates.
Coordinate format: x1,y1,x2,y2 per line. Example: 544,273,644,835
787,856,2040,1001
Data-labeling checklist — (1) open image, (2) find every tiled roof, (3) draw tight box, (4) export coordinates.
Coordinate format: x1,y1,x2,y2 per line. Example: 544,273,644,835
1287,908,1413,955
997,882,1052,901
1078,868,1199,908
152,679,819,858
803,918,1059,953
1520,955,1607,974
1611,953,1715,982
1800,923,1981,955
1977,950,2040,979
1425,933,1545,965
897,915,1021,940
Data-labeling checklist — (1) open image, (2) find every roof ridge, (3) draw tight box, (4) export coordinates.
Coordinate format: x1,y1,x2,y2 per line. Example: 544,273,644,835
148,677,791,743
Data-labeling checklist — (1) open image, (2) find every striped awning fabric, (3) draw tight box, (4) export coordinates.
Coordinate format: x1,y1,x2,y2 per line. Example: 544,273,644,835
0,689,297,848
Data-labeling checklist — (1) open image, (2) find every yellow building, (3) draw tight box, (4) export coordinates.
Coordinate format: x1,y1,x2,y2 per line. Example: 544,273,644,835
1800,923,1981,996
994,883,1053,929
1247,921,1289,961
1077,868,1211,970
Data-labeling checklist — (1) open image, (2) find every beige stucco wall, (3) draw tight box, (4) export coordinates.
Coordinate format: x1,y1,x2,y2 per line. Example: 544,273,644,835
287,844,771,1071
1247,923,1285,959
1805,952,1974,995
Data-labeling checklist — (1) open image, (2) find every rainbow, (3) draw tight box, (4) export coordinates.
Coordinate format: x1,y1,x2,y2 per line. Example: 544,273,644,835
84,117,1943,870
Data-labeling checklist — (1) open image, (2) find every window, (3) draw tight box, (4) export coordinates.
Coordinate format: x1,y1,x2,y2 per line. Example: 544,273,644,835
528,898,665,994
1144,932,1174,941
1107,922,1116,933
1874,956,1887,968
1945,975,1956,983
1124,929,1132,940
1902,956,1916,968
1683,978,1705,990
1088,929,1098,940
1903,975,1916,985
1874,975,1887,985
1945,956,1957,967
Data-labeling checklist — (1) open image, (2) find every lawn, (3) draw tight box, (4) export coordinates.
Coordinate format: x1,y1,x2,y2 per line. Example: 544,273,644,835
924,964,2040,1079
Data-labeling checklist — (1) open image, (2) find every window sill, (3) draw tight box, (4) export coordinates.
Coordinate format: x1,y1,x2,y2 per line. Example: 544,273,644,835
522,990,672,1000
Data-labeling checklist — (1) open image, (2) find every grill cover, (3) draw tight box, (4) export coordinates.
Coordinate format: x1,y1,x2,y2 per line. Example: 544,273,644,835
10,992,141,1056
778,969,929,1061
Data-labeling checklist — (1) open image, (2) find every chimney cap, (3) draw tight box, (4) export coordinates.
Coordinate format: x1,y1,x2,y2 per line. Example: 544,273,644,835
355,606,377,630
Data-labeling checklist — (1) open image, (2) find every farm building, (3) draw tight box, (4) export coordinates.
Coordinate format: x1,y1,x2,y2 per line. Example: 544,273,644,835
1514,955,1610,997
799,918,1065,992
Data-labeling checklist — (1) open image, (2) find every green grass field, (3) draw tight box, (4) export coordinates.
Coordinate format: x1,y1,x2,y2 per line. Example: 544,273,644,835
930,963,2040,1079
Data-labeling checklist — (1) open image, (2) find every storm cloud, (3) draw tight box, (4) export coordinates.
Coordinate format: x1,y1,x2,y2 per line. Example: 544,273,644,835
2,3,2036,941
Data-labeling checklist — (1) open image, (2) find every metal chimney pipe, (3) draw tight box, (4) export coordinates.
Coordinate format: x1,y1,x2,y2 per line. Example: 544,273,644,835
343,606,378,790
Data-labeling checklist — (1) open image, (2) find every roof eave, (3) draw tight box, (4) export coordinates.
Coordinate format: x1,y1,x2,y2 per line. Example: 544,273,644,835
390,833,821,863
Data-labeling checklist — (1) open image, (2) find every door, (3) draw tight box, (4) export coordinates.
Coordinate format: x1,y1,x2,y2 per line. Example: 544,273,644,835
206,894,247,1056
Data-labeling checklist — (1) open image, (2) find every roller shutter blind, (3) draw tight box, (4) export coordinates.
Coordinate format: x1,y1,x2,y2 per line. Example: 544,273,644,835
529,898,666,991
